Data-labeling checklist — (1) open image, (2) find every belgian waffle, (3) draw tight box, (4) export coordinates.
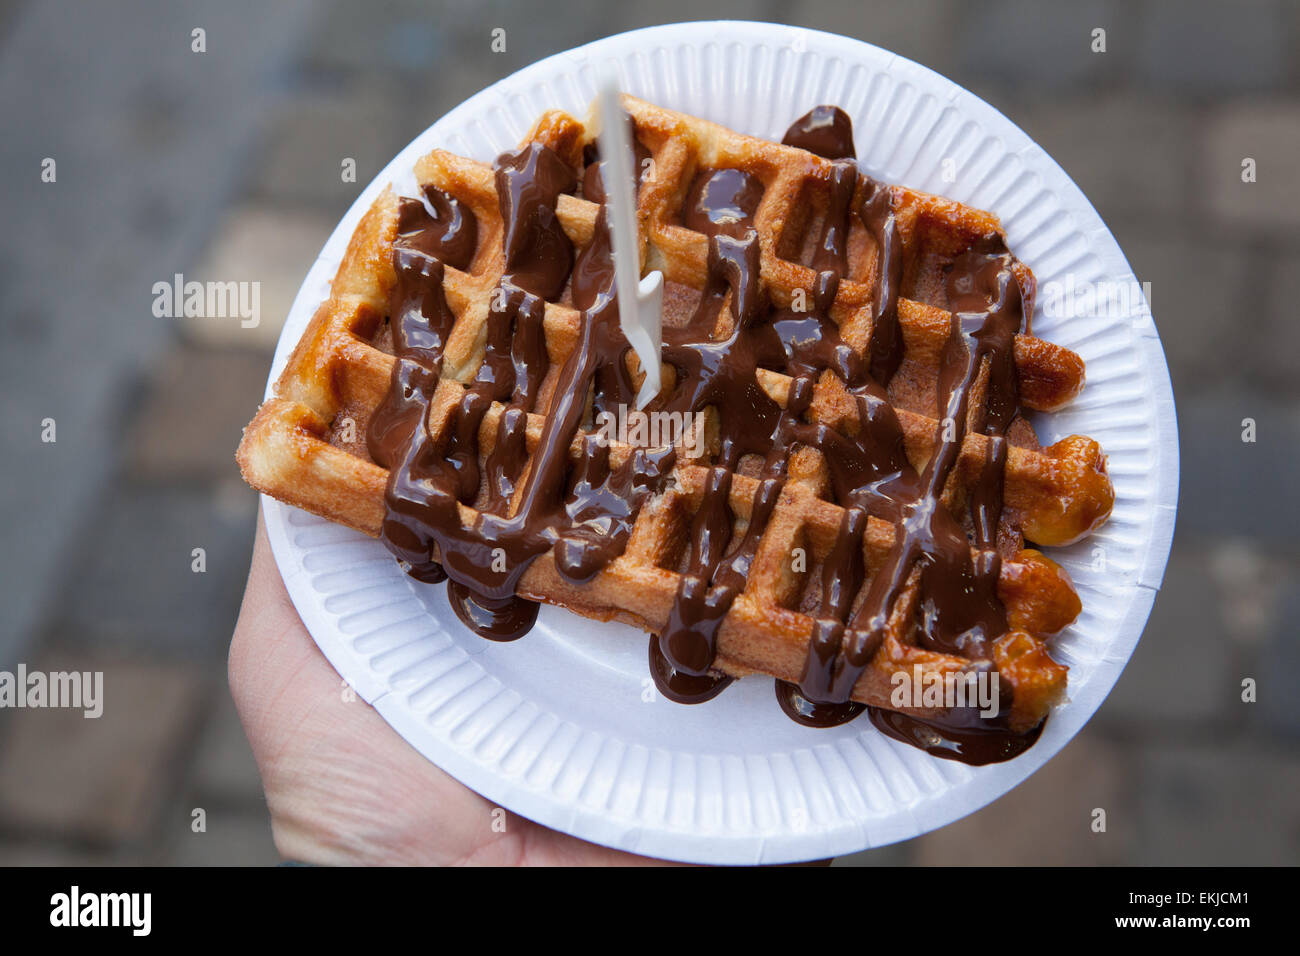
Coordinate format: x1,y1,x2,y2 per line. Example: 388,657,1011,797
237,95,1114,761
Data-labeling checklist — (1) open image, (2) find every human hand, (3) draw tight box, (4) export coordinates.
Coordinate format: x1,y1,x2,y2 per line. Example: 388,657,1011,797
229,506,674,866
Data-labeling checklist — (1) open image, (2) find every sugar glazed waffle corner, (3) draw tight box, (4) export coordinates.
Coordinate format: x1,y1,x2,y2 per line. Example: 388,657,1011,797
237,95,1114,763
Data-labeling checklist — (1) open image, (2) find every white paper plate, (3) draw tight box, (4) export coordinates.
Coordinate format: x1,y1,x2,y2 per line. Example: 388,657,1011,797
260,22,1179,864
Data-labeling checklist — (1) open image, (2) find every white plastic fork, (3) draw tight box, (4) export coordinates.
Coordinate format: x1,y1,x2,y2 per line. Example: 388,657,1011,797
595,78,663,410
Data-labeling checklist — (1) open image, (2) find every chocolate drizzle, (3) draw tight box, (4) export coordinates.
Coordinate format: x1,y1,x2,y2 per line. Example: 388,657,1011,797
867,705,1042,766
781,104,856,159
370,104,1051,762
370,143,670,640
775,108,1032,748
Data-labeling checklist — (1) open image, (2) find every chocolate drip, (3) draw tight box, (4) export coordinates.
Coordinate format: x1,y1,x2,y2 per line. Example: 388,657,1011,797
653,150,898,701
374,139,675,642
775,679,865,727
496,143,577,299
794,233,1029,748
654,167,771,686
380,149,568,626
448,578,538,642
649,635,734,704
652,118,911,715
858,179,904,384
581,130,652,206
370,106,1051,763
782,105,856,159
655,110,1042,760
405,184,478,267
867,706,1042,765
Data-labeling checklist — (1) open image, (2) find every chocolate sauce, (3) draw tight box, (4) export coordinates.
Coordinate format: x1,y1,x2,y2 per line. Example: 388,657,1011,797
581,129,652,206
681,167,766,238
447,579,538,642
782,105,856,159
496,143,577,300
867,707,1043,765
858,179,904,384
775,679,865,727
369,105,1053,763
373,137,675,642
777,115,1035,755
649,635,734,704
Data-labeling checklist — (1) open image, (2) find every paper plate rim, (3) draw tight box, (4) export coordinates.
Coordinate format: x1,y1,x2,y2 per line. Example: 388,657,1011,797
259,20,1179,864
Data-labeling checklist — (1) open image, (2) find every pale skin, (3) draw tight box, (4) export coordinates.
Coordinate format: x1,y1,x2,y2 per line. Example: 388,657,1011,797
229,507,673,866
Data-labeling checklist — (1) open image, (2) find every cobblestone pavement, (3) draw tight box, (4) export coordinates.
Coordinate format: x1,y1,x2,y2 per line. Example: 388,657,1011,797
1,0,1295,866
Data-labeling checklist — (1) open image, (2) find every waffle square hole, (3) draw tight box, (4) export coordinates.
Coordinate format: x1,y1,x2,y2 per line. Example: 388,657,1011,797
774,178,822,267
672,166,768,235
899,210,993,310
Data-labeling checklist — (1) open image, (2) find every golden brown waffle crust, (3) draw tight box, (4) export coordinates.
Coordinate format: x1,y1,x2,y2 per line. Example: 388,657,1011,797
238,95,1115,732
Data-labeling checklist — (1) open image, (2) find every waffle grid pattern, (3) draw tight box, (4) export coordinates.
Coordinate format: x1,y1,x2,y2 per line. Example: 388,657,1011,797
238,96,1114,730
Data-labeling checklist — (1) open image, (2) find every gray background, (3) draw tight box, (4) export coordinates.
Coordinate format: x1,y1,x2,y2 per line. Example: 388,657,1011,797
0,0,1295,865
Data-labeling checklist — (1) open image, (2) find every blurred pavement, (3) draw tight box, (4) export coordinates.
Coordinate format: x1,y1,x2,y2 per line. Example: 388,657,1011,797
0,0,1296,865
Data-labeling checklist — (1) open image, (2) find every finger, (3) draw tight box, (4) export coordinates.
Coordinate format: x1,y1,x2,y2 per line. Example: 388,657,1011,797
228,505,336,729
235,504,301,643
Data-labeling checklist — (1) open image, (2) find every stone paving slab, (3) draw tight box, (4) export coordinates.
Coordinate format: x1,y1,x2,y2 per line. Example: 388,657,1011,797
1257,247,1300,392
1200,101,1300,233
299,0,510,111
0,0,314,665
0,652,208,844
0,845,119,866
248,82,417,214
1116,228,1251,390
44,483,255,658
125,345,274,481
182,206,340,352
1206,538,1289,650
188,690,268,809
1136,0,1290,96
1133,742,1300,865
1174,388,1300,546
958,0,1123,96
910,731,1133,865
1097,545,1235,727
157,805,279,866
784,0,958,76
832,841,913,867
1254,586,1300,737
1014,94,1194,226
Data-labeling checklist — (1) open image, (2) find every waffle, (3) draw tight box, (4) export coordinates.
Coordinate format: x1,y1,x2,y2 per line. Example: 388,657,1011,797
237,95,1114,756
